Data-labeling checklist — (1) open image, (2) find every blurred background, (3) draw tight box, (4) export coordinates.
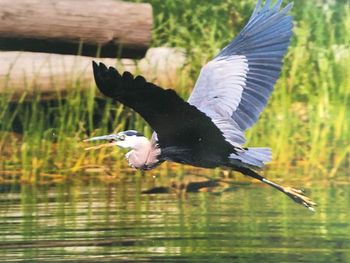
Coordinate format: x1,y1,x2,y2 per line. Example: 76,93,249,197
0,0,349,262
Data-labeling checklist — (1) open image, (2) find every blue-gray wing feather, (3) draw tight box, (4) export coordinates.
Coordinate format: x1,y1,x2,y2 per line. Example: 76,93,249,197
188,0,294,144
219,0,294,131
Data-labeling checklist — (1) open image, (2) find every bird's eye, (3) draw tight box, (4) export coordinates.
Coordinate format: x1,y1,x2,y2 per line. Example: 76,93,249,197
119,134,126,141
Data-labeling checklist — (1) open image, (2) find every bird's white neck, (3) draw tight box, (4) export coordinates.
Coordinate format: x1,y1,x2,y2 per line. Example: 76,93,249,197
124,137,159,169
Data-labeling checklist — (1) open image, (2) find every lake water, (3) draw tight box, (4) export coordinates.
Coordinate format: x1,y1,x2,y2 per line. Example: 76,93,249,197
0,176,349,262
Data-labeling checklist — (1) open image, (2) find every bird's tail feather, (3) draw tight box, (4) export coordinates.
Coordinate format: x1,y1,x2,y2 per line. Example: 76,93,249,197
229,147,272,169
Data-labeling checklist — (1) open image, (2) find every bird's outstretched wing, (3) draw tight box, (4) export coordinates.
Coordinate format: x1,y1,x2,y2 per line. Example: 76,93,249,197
92,62,234,155
188,0,293,145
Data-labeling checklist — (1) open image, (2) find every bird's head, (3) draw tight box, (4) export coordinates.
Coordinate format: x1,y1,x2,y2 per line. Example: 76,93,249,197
84,130,146,150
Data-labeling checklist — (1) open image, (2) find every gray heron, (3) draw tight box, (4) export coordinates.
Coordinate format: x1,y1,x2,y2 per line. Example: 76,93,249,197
86,0,316,210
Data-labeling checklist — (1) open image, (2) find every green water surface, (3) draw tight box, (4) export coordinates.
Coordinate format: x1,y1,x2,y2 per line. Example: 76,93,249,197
0,177,349,262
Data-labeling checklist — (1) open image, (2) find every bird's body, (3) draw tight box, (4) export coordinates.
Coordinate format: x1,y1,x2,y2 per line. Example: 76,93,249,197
86,0,316,210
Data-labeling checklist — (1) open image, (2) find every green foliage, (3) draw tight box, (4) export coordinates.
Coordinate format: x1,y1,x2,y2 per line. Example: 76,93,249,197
0,0,349,181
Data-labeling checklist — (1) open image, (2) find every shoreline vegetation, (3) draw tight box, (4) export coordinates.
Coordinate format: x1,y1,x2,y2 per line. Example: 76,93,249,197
0,0,349,183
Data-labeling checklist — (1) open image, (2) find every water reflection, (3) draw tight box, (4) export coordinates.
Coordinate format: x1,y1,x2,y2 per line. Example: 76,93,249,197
0,177,349,262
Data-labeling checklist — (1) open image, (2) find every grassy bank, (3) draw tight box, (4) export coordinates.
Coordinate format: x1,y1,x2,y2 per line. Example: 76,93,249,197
0,0,349,182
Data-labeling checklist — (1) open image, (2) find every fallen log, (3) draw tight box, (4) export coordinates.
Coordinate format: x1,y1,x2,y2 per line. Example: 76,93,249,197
0,0,152,58
0,47,186,100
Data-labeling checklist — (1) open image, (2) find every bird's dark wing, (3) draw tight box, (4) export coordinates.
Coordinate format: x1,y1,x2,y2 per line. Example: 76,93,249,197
92,61,234,154
188,0,293,144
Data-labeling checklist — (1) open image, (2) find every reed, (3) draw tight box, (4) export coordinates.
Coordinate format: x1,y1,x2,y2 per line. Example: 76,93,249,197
0,0,348,181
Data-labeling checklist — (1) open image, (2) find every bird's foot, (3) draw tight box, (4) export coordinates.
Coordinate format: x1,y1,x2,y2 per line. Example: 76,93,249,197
282,187,316,212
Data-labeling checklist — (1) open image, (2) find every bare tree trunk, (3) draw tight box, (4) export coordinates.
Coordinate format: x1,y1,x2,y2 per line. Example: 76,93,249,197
0,48,186,100
0,0,152,58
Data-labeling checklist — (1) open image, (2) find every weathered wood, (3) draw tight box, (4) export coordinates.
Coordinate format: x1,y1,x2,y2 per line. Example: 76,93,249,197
0,48,186,100
0,0,152,58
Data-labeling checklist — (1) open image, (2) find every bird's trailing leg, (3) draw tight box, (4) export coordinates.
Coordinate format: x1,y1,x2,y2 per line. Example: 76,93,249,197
236,167,316,211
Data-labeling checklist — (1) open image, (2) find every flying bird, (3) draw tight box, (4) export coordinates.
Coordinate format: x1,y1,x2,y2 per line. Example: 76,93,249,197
86,0,315,210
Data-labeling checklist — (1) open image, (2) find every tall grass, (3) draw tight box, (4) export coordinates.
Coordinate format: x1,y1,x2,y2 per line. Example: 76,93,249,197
0,0,349,182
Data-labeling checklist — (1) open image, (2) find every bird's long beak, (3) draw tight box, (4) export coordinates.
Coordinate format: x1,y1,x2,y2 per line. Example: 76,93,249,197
84,134,119,151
